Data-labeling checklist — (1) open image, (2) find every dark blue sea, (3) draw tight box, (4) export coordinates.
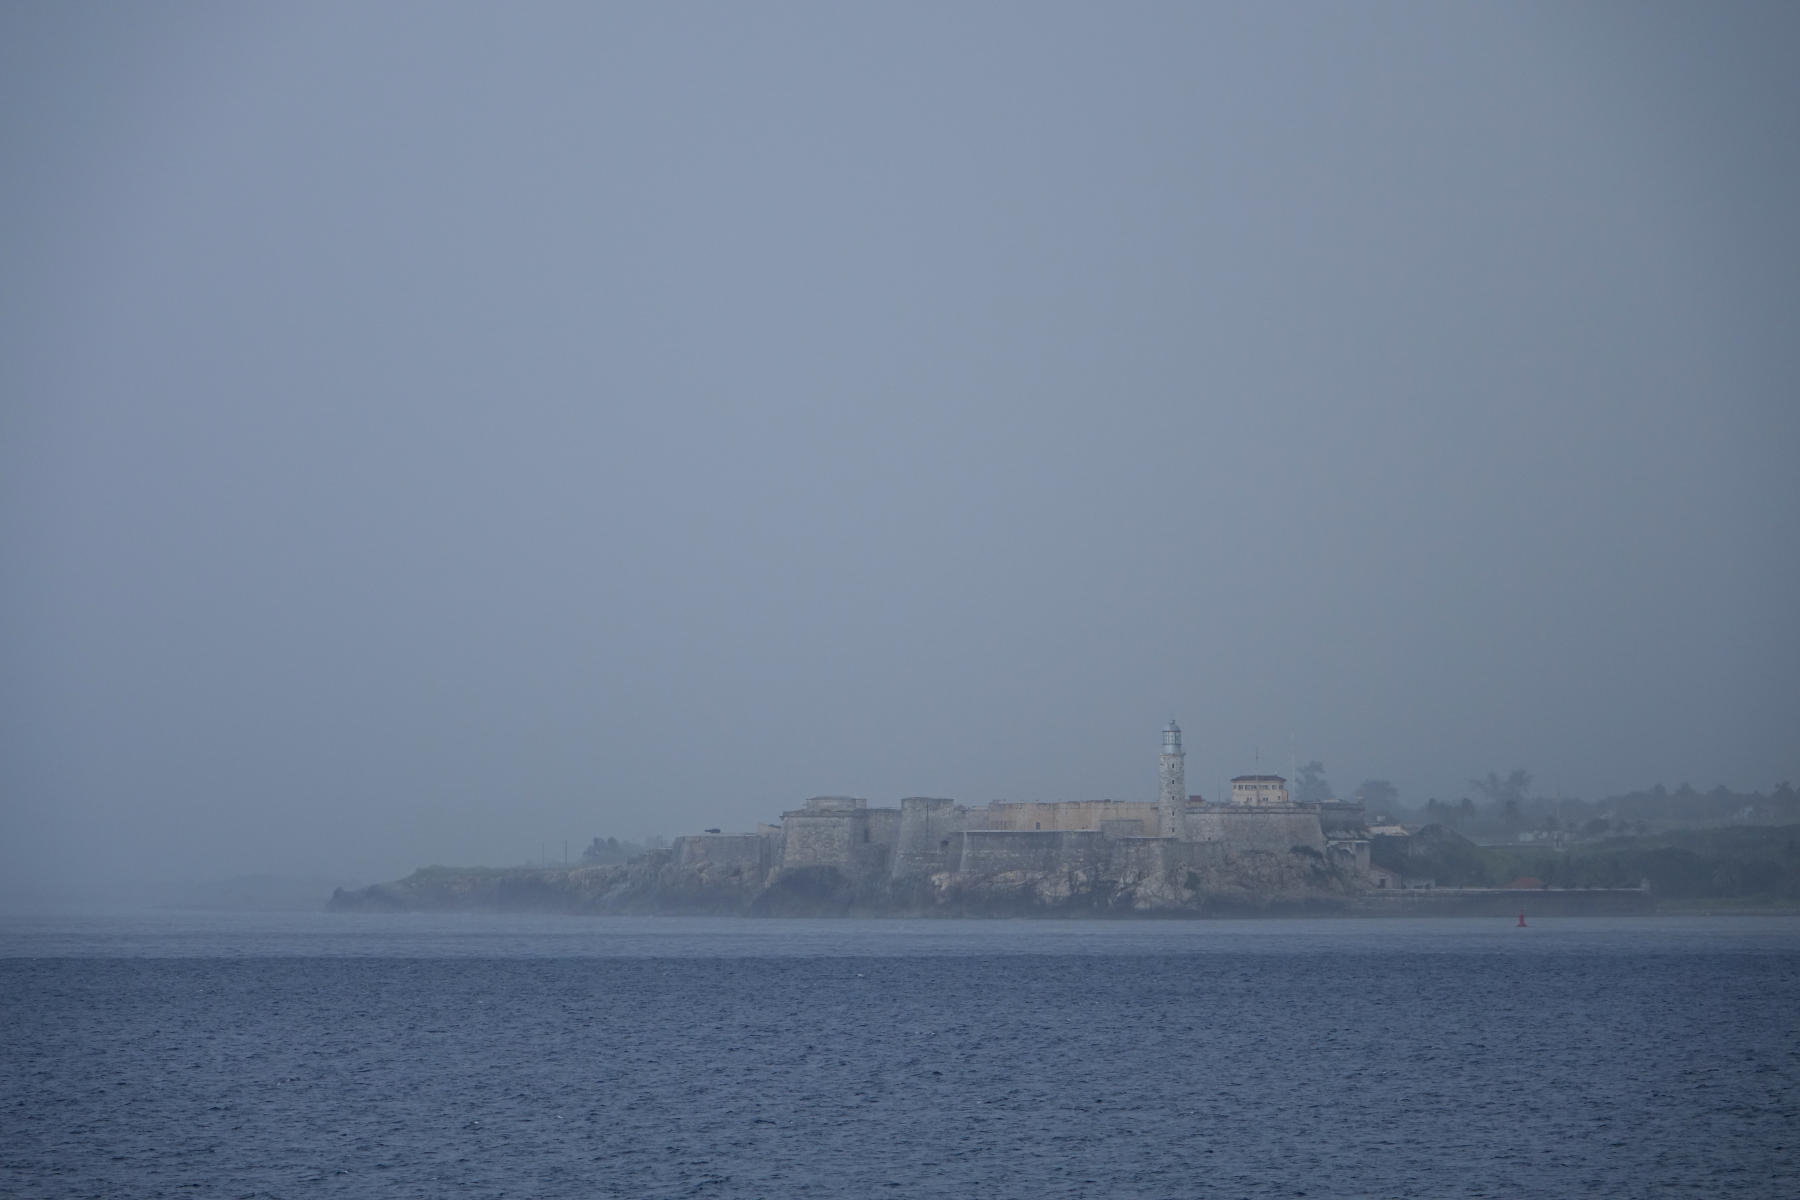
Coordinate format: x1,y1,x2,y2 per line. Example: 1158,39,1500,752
2,913,1796,1198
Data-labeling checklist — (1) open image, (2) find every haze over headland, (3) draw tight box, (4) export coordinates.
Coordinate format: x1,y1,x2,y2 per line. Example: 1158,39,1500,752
3,3,1796,901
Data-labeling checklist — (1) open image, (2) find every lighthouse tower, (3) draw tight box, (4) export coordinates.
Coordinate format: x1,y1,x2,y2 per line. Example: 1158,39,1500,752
1159,719,1186,838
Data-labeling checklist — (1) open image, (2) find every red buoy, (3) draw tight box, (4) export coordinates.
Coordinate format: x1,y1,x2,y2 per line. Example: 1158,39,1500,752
1517,911,1527,927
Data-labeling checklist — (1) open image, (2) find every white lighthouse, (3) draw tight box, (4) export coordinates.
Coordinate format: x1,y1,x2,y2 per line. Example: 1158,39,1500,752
1158,719,1186,837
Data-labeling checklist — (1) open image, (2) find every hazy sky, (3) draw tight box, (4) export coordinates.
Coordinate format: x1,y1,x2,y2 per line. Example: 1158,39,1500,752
4,2,1796,893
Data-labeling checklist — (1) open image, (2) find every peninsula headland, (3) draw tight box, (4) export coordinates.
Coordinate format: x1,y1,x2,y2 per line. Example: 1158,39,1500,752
329,722,1788,918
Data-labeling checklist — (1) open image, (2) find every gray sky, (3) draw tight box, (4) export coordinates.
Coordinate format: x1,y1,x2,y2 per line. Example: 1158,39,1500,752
4,2,1796,893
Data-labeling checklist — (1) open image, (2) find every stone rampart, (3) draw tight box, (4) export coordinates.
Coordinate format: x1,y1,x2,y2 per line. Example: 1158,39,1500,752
892,797,965,880
1185,806,1325,854
956,830,1109,874
781,805,900,870
864,807,900,847
1318,802,1367,834
968,799,1159,833
1167,838,1232,870
850,839,894,878
672,833,769,874
804,795,865,812
781,811,853,869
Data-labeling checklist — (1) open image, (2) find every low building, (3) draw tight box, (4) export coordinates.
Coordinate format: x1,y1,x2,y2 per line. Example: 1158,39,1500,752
1230,775,1289,806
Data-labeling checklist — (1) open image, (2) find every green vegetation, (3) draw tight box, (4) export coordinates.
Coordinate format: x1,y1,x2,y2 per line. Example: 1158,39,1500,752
1413,776,1800,839
1293,761,1333,806
1296,756,1798,840
580,836,657,864
1375,823,1800,904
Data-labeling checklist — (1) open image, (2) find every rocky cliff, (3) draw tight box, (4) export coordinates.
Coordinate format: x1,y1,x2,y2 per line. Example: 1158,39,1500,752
328,845,1364,917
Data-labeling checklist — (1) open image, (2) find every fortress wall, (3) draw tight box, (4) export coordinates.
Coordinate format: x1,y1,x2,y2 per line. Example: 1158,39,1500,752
863,808,901,848
1186,807,1326,853
780,812,853,869
970,800,1159,833
892,797,964,880
759,825,785,870
672,833,765,872
1318,802,1367,834
957,830,1108,874
782,808,899,877
851,839,894,878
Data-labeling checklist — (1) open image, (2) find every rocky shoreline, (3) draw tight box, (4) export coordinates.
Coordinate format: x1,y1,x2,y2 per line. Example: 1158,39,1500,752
327,847,1373,918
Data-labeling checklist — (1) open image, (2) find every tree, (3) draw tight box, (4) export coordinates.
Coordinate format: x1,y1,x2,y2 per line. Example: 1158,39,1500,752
581,836,630,864
1293,761,1333,806
1471,769,1532,813
581,835,645,865
1357,780,1399,812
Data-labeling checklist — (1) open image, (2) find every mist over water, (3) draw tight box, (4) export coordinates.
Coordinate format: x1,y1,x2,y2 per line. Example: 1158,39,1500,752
5,8,1795,1196
2,4,1797,899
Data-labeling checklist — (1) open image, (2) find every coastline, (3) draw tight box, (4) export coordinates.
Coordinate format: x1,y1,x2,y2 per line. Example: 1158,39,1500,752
326,864,1669,919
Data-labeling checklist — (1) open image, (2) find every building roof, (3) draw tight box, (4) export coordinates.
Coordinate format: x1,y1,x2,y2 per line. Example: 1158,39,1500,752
1231,774,1287,783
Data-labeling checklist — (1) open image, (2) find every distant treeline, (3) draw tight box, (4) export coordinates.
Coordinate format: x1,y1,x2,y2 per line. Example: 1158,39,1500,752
1375,823,1800,903
1409,781,1800,838
1295,760,1799,837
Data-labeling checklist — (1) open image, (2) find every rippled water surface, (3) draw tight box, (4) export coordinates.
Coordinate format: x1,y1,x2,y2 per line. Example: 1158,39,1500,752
3,913,1797,1198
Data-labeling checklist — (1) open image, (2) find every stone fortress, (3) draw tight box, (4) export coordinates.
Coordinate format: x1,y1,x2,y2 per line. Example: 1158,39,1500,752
328,721,1657,916
670,721,1372,903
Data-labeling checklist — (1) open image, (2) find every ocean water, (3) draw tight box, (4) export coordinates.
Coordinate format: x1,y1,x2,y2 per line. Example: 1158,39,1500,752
2,914,1796,1198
